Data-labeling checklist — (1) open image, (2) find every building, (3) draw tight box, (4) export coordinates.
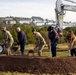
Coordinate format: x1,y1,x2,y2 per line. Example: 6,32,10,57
18,18,31,24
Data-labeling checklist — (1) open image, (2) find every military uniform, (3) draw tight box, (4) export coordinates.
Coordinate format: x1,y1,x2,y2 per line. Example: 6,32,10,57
3,30,14,55
34,32,46,56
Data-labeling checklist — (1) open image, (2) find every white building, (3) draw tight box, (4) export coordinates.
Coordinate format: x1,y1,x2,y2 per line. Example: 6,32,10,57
5,20,16,25
19,20,30,24
36,22,45,26
19,18,31,24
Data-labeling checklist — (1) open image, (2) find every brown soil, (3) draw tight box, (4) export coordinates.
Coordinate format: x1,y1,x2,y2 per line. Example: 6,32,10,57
0,56,76,74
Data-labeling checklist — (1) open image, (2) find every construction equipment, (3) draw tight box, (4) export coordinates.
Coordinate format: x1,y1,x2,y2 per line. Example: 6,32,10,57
55,0,76,33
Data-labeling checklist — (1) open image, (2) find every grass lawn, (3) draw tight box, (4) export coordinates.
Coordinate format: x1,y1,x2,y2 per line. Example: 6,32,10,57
0,43,69,57
25,43,69,57
0,71,75,75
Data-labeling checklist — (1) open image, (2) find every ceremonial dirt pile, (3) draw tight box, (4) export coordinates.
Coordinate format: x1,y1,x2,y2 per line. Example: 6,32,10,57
0,56,76,74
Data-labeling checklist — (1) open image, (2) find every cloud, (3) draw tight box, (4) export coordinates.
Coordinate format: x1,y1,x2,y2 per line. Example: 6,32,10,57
0,0,76,22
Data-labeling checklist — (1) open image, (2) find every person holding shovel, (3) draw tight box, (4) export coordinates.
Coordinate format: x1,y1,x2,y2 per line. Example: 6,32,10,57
32,29,46,56
2,27,14,55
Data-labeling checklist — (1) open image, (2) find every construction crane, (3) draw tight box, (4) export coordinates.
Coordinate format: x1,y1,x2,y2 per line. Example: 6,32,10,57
55,0,76,35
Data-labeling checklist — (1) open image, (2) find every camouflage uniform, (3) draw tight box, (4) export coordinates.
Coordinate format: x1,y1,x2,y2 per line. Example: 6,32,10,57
34,32,46,56
3,30,14,55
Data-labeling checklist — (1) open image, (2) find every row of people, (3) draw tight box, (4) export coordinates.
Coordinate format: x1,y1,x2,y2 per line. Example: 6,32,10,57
2,26,76,57
2,27,46,56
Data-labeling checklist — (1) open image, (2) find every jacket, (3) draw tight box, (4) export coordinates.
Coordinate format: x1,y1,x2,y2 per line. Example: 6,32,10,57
18,31,27,44
48,30,58,45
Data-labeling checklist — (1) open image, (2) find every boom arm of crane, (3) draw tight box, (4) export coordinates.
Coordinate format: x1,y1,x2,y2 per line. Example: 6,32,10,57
55,0,76,33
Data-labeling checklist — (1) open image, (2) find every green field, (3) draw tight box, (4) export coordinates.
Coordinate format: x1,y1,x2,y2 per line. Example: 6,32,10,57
25,43,69,57
0,72,75,75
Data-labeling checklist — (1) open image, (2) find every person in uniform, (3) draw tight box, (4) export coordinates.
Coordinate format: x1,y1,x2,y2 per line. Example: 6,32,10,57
2,27,14,55
32,29,46,56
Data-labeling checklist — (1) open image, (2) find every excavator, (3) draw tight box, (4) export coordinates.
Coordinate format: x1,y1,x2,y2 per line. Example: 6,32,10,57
55,0,76,56
55,0,76,37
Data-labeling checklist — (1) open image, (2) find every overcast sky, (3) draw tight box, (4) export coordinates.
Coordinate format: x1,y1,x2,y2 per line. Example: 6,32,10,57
0,0,76,22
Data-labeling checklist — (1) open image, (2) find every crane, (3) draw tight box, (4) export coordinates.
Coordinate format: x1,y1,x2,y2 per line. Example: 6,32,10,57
55,0,76,35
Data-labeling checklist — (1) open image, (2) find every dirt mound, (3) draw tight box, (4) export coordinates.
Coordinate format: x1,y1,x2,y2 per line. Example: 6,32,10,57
0,56,76,74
